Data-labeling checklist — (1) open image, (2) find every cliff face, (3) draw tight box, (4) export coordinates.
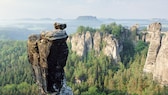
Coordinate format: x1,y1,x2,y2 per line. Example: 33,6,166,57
153,32,168,86
143,22,161,73
71,32,86,56
102,34,120,62
69,31,120,63
143,22,162,43
143,22,168,86
69,22,168,86
93,32,102,55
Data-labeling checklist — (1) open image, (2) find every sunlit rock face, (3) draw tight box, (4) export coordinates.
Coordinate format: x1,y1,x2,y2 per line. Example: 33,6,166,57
102,34,120,63
153,32,168,86
142,22,162,43
143,22,168,86
69,31,120,63
71,32,86,56
143,22,162,73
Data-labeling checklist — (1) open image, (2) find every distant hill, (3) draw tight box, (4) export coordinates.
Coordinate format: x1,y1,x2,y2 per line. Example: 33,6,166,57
76,16,98,21
70,16,102,29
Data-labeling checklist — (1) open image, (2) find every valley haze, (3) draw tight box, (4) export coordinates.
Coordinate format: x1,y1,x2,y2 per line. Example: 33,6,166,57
0,16,168,40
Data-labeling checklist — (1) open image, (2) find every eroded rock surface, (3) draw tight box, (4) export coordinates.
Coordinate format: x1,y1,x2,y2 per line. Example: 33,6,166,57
69,31,120,62
153,32,168,86
143,22,168,86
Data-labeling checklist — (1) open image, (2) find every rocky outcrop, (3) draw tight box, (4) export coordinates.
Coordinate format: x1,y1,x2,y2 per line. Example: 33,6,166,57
27,29,72,94
153,32,168,86
130,24,139,43
143,23,161,73
69,31,120,63
143,33,152,43
143,22,168,86
102,34,120,62
142,22,162,43
85,31,93,52
147,22,162,32
130,24,139,32
71,32,86,56
93,32,102,55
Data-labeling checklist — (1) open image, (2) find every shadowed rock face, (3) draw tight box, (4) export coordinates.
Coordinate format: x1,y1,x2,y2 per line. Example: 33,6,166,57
93,32,102,55
28,29,73,95
143,22,168,86
85,31,93,53
69,31,120,63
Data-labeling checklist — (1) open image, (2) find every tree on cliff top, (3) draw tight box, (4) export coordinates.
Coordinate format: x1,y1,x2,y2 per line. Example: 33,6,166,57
100,23,123,39
77,26,96,33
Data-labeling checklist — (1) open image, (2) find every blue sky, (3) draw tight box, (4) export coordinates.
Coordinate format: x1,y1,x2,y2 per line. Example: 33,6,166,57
0,0,168,19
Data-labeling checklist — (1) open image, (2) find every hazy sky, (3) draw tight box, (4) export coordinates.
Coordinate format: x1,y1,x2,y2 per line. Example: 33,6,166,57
0,0,168,19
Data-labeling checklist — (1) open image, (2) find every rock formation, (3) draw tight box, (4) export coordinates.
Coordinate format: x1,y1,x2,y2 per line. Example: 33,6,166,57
143,22,168,86
102,34,120,62
71,32,86,56
130,24,139,43
27,26,73,95
130,24,139,32
143,22,161,73
85,31,93,52
93,32,102,55
153,32,168,86
69,31,120,63
142,22,162,43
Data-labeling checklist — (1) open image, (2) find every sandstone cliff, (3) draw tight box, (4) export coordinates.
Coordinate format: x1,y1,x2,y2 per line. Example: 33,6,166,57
153,32,168,86
130,24,139,43
142,22,162,43
143,22,168,86
68,22,168,86
69,31,120,63
143,22,161,73
71,32,86,56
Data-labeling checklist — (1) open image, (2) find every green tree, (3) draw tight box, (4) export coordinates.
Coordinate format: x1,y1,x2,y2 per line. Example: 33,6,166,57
77,26,85,33
135,40,148,53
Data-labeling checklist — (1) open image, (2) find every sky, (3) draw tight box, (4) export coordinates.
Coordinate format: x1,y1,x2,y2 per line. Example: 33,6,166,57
0,0,168,19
